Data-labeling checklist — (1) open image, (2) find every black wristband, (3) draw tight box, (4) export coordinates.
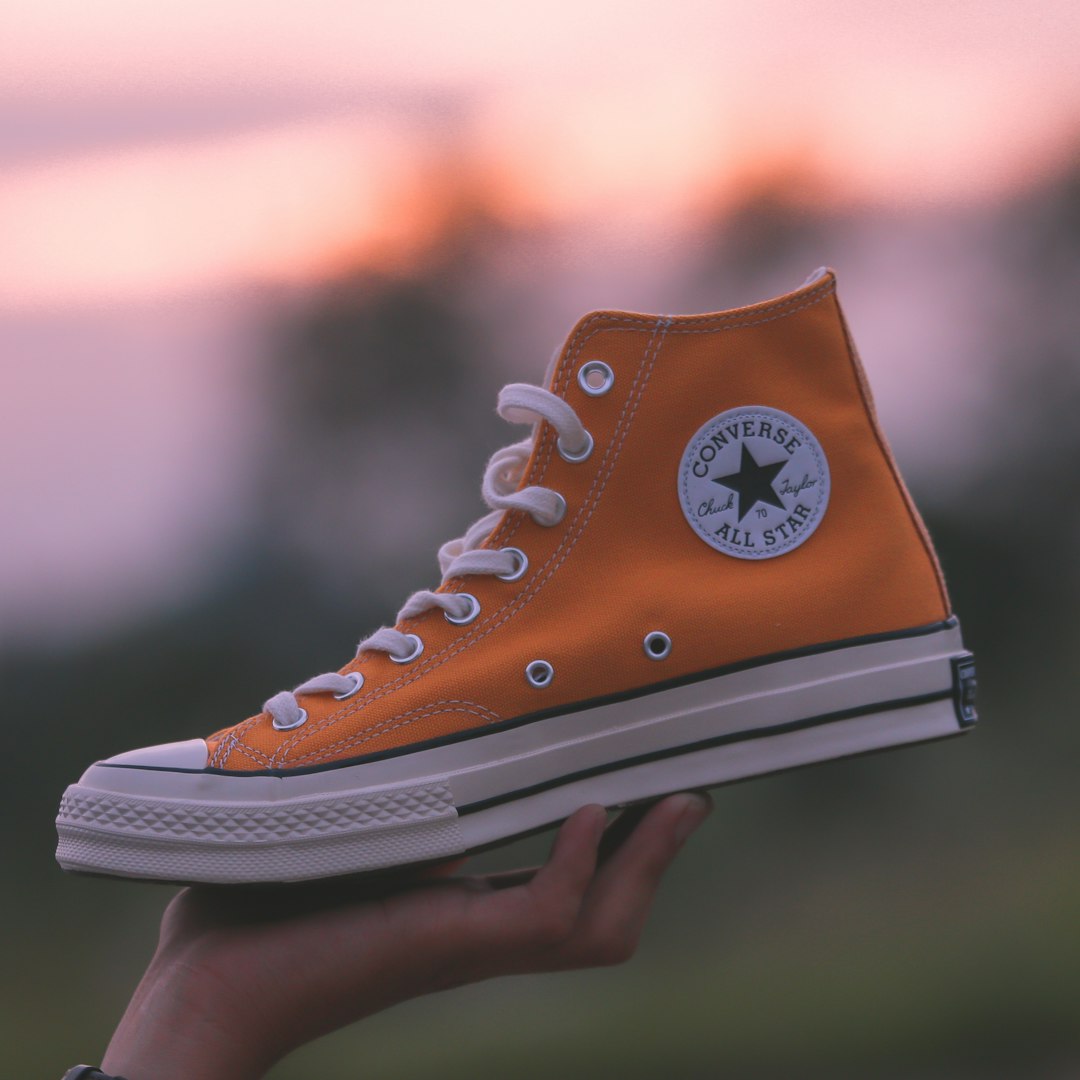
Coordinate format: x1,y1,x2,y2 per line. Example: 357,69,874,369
61,1068,129,1080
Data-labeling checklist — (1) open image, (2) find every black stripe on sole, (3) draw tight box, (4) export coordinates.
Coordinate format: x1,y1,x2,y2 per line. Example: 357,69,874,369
456,687,957,816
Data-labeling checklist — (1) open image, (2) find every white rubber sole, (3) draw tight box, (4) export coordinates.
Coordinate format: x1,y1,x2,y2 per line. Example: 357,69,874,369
56,620,976,884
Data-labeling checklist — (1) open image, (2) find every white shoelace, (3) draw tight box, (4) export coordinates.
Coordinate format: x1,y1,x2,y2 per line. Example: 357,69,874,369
263,382,592,731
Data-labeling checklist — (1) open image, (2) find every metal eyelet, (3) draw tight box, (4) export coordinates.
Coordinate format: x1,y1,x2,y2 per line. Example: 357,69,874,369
541,492,567,526
643,631,672,660
496,547,529,581
272,707,308,731
557,428,594,463
333,671,365,700
444,593,481,625
578,360,614,396
389,634,424,663
525,659,554,688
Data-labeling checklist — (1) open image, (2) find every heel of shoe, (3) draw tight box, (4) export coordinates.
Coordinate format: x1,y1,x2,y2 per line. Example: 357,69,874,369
457,629,977,853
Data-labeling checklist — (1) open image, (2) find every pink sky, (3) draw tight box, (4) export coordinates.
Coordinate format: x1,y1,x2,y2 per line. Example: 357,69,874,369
2,0,1078,308
1,0,1078,643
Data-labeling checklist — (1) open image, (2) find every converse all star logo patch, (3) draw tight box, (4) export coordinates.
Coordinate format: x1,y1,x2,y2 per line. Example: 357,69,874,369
678,405,830,560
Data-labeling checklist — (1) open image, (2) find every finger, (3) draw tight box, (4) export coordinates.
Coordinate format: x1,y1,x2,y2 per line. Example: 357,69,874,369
479,799,664,891
596,800,654,864
557,792,712,966
482,867,539,890
478,804,606,950
415,857,470,879
525,803,608,909
478,798,646,892
477,796,696,898
592,793,712,905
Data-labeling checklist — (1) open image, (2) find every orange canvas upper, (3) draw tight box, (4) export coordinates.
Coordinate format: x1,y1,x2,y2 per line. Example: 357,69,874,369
207,272,950,772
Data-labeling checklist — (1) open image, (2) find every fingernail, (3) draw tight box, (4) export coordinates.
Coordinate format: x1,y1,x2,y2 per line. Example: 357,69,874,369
673,793,712,845
583,803,608,837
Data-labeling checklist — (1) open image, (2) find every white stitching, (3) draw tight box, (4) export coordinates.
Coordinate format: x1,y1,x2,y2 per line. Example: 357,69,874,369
212,318,636,765
272,699,500,767
277,317,670,762
220,281,834,767
289,702,505,767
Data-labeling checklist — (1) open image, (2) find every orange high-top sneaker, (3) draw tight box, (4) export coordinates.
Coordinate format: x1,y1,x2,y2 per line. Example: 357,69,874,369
56,269,977,884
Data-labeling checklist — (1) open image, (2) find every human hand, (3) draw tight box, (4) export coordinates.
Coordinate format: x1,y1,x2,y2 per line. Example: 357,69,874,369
101,792,713,1080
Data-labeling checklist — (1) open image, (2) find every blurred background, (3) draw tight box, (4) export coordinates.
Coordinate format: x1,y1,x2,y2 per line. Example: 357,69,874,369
3,1,1079,1076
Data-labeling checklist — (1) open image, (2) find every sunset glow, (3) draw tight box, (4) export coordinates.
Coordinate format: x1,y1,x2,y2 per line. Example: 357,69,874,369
2,0,1080,642
3,0,1078,308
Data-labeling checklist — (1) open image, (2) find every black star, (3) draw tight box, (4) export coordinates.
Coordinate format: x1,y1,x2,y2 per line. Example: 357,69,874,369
712,444,787,521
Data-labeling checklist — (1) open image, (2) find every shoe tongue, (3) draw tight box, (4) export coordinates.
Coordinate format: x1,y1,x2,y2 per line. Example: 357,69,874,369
541,340,563,391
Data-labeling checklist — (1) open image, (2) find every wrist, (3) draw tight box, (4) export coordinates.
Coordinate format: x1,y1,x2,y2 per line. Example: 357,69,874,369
102,946,275,1080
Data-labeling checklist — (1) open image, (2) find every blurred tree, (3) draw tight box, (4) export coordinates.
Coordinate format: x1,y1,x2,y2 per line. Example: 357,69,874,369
684,173,844,309
256,265,502,603
931,156,1080,734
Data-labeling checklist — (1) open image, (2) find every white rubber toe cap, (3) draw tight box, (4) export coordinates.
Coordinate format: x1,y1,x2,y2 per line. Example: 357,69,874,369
103,738,209,770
